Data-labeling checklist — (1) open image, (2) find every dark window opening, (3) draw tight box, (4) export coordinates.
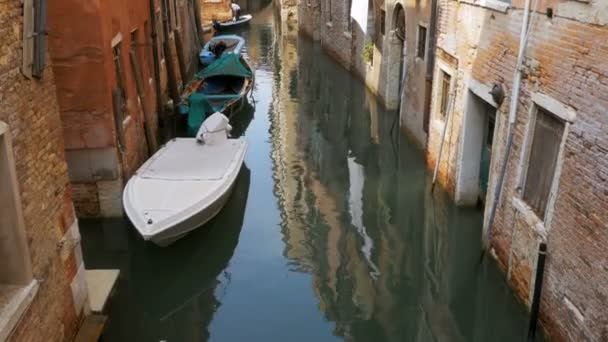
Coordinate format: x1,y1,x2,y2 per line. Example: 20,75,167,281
439,71,451,118
380,10,386,35
417,25,427,60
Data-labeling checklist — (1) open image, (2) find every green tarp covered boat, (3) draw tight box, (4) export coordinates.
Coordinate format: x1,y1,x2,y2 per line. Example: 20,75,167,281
180,39,253,136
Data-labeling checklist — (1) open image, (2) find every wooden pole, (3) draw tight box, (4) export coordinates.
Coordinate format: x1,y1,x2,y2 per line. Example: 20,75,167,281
192,0,204,46
148,0,164,123
173,29,188,84
129,49,158,153
162,0,180,107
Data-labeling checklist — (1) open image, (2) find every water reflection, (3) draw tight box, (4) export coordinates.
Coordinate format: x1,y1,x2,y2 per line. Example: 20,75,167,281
80,6,533,341
82,166,250,341
269,33,531,341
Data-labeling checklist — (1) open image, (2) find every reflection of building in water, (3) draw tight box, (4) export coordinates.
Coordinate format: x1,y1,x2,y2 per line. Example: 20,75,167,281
270,33,529,341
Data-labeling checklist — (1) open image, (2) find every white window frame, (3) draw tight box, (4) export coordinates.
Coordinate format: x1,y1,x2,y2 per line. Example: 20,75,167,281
0,121,38,341
431,60,456,129
512,93,576,233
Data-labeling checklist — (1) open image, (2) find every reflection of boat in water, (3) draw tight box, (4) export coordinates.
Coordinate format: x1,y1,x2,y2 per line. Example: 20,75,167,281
132,165,251,324
212,14,253,31
80,165,250,341
229,97,254,138
180,35,254,136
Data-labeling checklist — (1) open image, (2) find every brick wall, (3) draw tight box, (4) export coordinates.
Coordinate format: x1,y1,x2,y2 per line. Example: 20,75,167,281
429,1,608,340
0,0,88,340
201,0,232,23
48,0,199,218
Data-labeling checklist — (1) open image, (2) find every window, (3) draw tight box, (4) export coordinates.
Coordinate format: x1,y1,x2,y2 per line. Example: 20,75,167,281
417,25,427,60
380,10,386,35
0,122,37,340
346,0,352,31
522,107,565,219
22,0,48,79
439,70,451,118
328,0,333,22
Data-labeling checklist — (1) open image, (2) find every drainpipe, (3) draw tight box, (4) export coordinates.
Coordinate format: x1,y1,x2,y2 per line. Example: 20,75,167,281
149,0,163,123
422,0,439,134
483,0,533,250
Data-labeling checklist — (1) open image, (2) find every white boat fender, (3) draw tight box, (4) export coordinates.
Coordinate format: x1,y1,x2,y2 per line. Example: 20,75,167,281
196,112,232,145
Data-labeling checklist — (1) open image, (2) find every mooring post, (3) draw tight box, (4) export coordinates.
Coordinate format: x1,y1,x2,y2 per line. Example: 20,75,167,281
528,242,547,342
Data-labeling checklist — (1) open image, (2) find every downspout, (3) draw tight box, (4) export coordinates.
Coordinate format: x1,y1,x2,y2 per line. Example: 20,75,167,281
483,0,533,250
149,0,163,124
422,0,439,134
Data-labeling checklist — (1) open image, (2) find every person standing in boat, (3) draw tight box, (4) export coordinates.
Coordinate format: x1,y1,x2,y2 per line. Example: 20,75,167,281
230,1,241,21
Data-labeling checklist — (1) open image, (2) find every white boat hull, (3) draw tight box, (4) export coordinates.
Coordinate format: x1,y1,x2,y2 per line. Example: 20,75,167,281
123,133,247,247
146,178,238,247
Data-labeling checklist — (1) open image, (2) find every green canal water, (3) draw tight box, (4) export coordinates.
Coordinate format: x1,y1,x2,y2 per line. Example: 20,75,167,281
80,6,534,341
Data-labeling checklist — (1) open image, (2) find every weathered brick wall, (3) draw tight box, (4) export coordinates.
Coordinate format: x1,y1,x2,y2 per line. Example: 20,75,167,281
298,0,322,40
0,0,88,340
297,0,399,110
201,0,232,23
430,1,608,340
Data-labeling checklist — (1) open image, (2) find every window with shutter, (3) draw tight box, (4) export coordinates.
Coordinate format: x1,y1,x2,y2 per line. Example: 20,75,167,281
522,107,565,219
32,0,48,78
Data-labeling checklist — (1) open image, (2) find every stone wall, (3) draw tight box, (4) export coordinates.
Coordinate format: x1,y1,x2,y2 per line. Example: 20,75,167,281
297,0,405,112
0,0,88,340
201,0,233,23
49,0,200,217
428,0,608,340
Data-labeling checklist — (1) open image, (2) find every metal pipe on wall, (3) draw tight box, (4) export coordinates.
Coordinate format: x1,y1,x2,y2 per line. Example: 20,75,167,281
423,0,439,135
483,0,534,250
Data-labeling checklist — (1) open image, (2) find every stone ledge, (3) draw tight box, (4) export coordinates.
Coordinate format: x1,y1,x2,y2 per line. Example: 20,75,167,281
85,270,120,313
0,280,39,341
460,0,509,13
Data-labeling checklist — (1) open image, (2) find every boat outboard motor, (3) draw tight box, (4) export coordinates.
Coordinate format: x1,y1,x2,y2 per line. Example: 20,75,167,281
196,112,232,145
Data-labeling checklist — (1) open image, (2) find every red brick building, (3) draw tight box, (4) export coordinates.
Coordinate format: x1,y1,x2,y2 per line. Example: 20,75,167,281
424,0,608,340
0,0,88,340
48,0,202,217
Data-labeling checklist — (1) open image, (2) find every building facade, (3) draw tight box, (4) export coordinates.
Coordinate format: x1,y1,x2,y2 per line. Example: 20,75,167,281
297,0,432,147
425,1,608,340
296,0,608,340
0,0,89,340
48,0,202,217
201,0,233,23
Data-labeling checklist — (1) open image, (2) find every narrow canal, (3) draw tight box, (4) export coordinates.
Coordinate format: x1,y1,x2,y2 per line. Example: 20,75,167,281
81,5,533,341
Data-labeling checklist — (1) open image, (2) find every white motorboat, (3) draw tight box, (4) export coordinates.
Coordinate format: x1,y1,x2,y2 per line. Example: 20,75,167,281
123,113,248,247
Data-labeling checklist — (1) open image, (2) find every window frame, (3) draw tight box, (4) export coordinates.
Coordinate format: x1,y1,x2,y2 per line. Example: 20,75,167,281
416,24,427,61
515,93,575,227
0,121,38,342
432,61,456,125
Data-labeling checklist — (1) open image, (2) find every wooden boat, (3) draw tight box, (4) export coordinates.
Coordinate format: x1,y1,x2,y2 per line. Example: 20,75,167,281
180,36,253,136
199,35,245,66
212,14,253,31
123,113,248,247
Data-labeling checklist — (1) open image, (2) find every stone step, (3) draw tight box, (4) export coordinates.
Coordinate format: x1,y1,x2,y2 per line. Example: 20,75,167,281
85,269,120,314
